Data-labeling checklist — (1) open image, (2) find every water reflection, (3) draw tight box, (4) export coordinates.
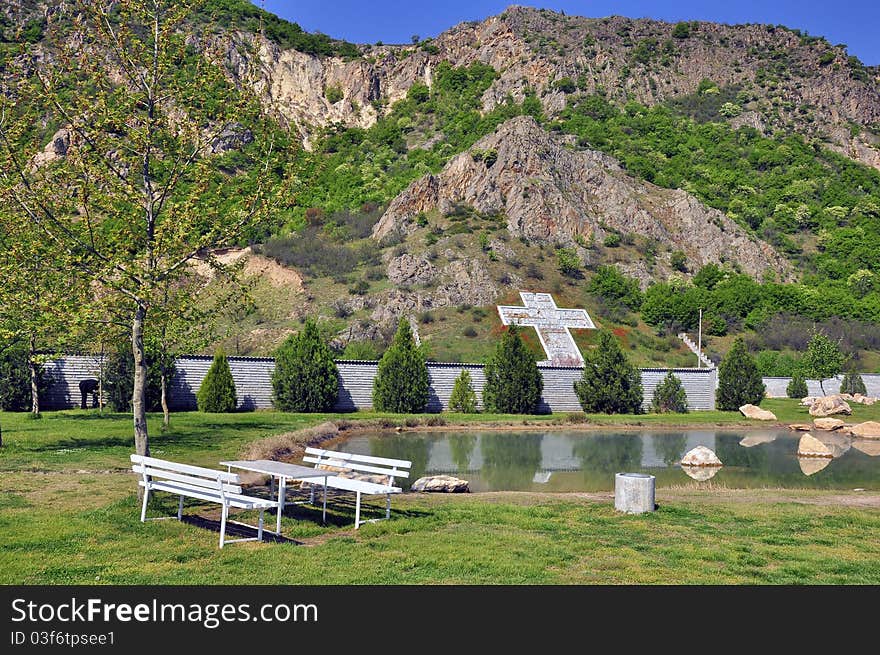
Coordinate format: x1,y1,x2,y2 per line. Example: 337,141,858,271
739,433,777,448
329,429,880,492
481,432,543,490
812,432,851,458
572,434,643,473
681,465,721,481
798,457,831,476
853,440,880,457
369,434,432,482
654,433,687,466
449,434,477,476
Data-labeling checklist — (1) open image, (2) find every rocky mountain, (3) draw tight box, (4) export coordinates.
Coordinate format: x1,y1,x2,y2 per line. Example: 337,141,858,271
210,5,880,168
372,115,790,282
3,1,879,367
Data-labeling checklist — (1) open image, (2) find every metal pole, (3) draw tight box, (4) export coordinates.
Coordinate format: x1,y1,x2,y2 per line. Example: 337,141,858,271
697,308,702,369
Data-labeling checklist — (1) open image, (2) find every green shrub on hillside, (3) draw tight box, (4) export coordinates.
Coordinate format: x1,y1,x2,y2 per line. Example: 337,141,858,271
588,265,643,311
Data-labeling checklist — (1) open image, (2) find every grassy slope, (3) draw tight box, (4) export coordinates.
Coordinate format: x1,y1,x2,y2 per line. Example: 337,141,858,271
2,401,880,584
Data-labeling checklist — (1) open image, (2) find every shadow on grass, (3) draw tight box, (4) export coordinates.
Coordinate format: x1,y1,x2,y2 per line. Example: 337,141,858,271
276,491,432,528
48,412,131,421
29,435,134,452
180,515,301,545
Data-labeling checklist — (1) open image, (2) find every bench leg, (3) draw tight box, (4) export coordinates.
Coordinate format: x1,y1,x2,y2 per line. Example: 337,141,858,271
310,486,315,504
177,495,184,521
257,509,264,542
354,491,361,529
386,493,391,520
219,503,229,549
322,483,328,524
276,476,286,535
140,487,150,522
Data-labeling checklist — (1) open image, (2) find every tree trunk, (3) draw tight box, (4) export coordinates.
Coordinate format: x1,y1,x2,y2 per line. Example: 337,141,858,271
132,302,150,458
98,339,105,415
28,334,39,416
161,369,169,428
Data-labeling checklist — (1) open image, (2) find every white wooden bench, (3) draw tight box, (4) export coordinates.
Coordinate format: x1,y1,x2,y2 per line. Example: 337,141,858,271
131,454,276,548
301,447,412,529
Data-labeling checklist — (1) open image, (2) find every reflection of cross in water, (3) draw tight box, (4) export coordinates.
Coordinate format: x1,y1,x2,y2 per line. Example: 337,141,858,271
497,292,595,366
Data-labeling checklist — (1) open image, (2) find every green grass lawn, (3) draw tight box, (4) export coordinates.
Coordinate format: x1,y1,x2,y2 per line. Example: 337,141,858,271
1,400,879,584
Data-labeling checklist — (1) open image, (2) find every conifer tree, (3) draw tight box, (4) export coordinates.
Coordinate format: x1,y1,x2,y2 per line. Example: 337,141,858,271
840,370,866,396
449,369,478,413
483,325,543,414
716,337,765,410
197,350,237,413
574,330,643,414
787,372,808,399
372,318,429,413
651,371,689,413
272,319,339,412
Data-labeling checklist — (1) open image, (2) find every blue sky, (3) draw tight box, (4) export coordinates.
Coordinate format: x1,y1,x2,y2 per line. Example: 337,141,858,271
256,1,879,65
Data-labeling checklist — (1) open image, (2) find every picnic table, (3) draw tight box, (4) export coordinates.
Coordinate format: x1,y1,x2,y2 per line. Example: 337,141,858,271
220,459,331,535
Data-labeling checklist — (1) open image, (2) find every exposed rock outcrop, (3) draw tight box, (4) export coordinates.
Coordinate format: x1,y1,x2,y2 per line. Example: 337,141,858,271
205,7,880,170
31,128,72,169
209,122,254,153
370,257,498,324
373,116,790,280
387,253,437,286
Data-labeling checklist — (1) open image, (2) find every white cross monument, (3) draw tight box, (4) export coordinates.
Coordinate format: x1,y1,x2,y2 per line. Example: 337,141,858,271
497,292,595,366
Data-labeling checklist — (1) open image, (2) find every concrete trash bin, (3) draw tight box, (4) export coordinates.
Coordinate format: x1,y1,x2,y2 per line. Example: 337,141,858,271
614,472,655,514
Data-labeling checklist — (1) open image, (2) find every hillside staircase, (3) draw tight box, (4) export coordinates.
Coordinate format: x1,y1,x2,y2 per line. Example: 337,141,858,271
678,333,714,369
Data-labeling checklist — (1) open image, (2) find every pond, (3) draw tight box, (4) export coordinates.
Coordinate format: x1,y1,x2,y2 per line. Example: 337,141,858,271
327,429,880,492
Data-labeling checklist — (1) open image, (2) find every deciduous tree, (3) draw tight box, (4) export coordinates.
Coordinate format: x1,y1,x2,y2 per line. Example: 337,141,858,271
0,1,289,458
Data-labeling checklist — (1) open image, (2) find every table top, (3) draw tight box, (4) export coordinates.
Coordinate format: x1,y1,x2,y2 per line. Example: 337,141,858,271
220,459,330,479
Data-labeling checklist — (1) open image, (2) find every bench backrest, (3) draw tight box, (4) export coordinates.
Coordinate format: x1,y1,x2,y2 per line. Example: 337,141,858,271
130,454,243,495
303,447,411,485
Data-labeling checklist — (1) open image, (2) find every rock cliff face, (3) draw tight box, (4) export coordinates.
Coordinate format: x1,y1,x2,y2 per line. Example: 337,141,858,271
208,6,880,168
372,116,790,280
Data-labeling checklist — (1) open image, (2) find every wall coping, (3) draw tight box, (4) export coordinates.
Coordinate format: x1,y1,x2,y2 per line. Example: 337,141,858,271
46,353,718,373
